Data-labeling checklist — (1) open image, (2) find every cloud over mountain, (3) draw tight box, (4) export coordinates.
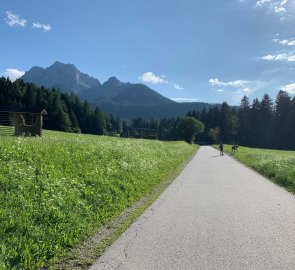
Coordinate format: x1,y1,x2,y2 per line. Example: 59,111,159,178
2,68,25,81
138,72,168,84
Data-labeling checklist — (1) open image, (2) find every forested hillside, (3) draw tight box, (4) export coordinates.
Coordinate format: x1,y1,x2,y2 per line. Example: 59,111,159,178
0,77,121,135
96,101,215,121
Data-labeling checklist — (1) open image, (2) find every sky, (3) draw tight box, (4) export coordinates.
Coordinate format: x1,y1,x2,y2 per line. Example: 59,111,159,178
1,0,295,105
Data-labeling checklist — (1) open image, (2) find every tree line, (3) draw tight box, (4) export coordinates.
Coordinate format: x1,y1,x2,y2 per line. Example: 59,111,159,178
187,91,295,150
0,77,121,135
129,117,204,143
129,90,295,150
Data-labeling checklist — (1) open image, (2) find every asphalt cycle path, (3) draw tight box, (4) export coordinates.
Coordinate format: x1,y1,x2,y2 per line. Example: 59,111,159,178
90,146,295,270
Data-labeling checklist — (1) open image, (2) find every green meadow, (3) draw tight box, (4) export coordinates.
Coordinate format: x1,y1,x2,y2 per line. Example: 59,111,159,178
223,145,295,193
0,131,196,269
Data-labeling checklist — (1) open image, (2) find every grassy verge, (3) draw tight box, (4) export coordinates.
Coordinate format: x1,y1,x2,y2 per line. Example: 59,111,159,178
53,145,197,269
221,145,295,193
0,131,196,269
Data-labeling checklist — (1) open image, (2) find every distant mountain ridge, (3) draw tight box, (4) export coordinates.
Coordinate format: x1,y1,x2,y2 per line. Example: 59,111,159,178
21,61,101,94
20,61,215,120
21,62,173,107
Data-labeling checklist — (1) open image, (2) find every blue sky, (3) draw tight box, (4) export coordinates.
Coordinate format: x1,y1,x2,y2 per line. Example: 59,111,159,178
1,0,295,105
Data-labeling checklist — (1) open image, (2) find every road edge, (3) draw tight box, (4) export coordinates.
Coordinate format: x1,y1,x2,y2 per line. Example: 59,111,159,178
49,146,199,270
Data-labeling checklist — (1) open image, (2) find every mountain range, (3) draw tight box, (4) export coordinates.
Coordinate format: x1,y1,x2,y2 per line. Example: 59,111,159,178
21,61,214,120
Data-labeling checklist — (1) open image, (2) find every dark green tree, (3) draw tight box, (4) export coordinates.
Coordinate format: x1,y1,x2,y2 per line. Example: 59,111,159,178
249,98,260,147
259,94,274,148
237,95,251,145
274,90,291,149
208,127,220,144
93,107,106,135
219,102,235,143
177,117,205,144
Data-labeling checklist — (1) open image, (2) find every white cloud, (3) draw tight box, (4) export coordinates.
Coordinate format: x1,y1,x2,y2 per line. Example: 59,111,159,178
209,78,249,87
138,72,185,92
5,11,51,32
32,21,51,32
274,6,286,13
281,0,288,5
273,38,295,46
281,82,295,94
138,72,168,84
262,54,276,60
288,55,295,61
279,39,289,44
242,87,251,92
173,83,184,90
256,0,272,7
230,81,267,104
276,38,295,46
275,53,288,60
5,11,27,27
2,68,25,81
261,53,295,61
170,97,198,102
211,79,267,104
255,0,289,15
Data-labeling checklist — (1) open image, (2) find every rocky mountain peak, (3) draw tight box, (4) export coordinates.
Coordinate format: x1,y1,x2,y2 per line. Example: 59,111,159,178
21,61,101,93
103,76,122,88
50,61,78,71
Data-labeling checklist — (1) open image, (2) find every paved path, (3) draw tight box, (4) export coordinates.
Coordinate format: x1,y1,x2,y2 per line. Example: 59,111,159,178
90,146,295,270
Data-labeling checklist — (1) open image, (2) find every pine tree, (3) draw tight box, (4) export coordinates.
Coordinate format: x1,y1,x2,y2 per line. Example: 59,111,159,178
274,90,291,149
219,102,234,143
237,95,251,145
93,107,106,135
249,98,260,147
259,94,274,148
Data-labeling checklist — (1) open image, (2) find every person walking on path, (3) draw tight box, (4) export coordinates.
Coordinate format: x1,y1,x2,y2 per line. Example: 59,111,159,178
219,143,224,156
231,144,239,155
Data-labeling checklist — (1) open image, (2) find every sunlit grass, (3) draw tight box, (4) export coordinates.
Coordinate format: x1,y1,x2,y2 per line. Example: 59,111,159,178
0,131,196,269
0,125,14,136
223,145,295,193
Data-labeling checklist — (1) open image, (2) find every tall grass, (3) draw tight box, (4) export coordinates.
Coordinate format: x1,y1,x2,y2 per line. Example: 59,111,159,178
0,131,196,269
223,145,295,193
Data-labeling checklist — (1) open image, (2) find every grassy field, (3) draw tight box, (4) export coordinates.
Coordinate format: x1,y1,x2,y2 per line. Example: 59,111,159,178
222,145,295,193
0,131,197,269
